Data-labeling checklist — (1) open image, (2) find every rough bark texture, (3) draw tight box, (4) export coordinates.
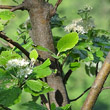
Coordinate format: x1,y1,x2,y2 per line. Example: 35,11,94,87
81,52,110,110
24,0,69,107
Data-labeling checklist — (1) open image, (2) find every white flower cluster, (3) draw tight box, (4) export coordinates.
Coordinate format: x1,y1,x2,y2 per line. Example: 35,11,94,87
6,59,32,78
64,18,95,34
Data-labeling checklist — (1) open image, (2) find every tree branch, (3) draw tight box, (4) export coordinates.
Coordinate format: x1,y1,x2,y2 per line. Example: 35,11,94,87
0,104,11,110
82,52,110,110
0,32,44,62
70,87,91,102
0,32,30,58
0,3,25,12
41,94,50,110
102,86,110,90
70,86,110,102
51,0,63,16
63,70,72,84
95,62,99,76
0,5,15,9
54,0,62,11
10,3,25,12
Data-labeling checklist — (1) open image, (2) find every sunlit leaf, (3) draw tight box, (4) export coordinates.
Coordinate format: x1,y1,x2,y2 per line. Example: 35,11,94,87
70,62,80,71
96,50,103,58
0,11,14,20
24,80,53,96
26,80,42,92
33,59,52,78
57,32,79,53
29,49,38,60
0,50,21,66
0,22,4,31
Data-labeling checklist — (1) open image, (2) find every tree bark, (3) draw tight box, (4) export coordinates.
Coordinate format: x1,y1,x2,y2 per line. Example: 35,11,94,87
81,52,110,110
24,0,69,107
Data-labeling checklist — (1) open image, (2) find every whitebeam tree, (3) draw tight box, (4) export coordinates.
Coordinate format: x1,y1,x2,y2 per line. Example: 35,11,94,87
0,0,110,110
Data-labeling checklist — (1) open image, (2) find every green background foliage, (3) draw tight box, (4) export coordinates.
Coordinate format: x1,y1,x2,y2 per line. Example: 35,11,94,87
0,0,110,110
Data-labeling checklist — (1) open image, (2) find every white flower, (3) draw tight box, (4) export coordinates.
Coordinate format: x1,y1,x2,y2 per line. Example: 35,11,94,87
64,18,95,34
6,59,33,78
17,67,33,78
6,59,29,69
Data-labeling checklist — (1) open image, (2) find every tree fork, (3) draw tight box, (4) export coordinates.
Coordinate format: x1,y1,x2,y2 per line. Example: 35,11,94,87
23,0,69,107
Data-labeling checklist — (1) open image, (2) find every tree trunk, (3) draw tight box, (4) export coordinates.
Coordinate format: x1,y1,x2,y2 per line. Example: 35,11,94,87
24,0,69,107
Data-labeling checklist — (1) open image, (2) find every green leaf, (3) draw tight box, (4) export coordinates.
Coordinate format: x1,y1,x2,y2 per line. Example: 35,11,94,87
26,80,42,92
0,22,4,31
70,62,80,71
33,59,52,78
14,40,33,52
0,50,21,66
0,11,14,20
96,50,103,58
76,42,93,50
57,32,79,53
55,104,71,110
22,101,47,110
40,80,54,94
84,51,94,62
85,63,97,76
35,67,52,78
0,68,11,80
0,68,15,89
0,87,21,107
51,53,60,59
51,103,56,110
61,104,71,110
38,58,51,68
12,0,19,4
24,80,53,96
29,49,38,60
50,13,65,29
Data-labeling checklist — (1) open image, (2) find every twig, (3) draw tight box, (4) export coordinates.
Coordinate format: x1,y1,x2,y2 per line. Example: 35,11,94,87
70,87,91,102
0,3,25,12
0,32,44,62
70,86,110,102
102,86,110,90
61,52,70,67
10,3,25,12
0,32,30,58
54,0,62,11
95,62,99,76
51,0,63,16
63,70,72,84
0,104,11,110
41,94,50,110
0,5,15,9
